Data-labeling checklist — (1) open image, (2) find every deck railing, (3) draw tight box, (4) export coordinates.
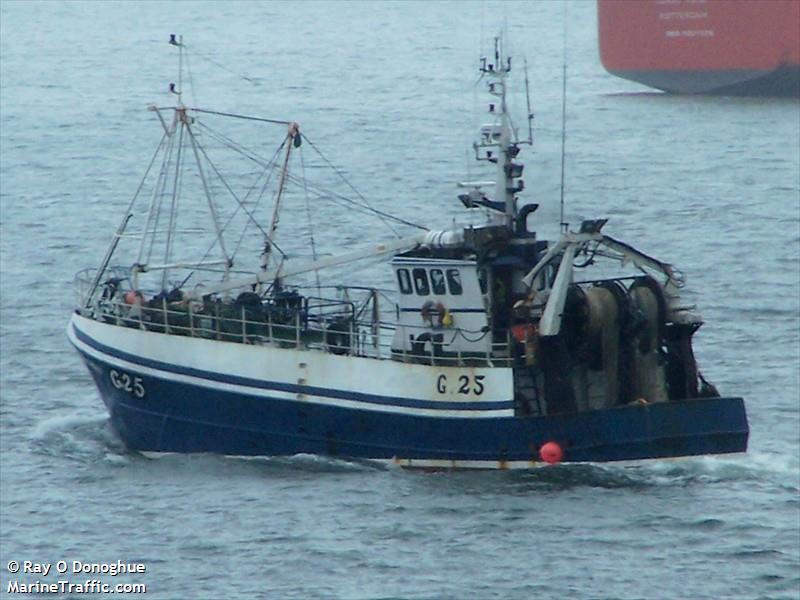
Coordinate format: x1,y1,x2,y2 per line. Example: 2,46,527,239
78,292,516,368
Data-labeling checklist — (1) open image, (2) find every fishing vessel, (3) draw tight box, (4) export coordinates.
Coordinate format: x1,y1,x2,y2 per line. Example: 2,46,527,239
67,35,748,468
598,0,800,97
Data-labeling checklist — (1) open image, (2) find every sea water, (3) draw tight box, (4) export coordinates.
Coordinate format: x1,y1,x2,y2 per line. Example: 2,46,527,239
1,2,798,599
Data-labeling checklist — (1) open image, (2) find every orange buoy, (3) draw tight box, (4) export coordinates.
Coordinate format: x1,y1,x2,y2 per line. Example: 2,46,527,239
511,323,536,343
123,290,143,305
539,441,563,465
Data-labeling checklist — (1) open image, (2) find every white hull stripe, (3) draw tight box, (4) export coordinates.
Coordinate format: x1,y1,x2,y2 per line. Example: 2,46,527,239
69,322,515,418
137,452,740,470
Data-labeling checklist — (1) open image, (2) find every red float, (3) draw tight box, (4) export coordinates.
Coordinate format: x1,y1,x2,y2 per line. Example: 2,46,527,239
539,441,563,465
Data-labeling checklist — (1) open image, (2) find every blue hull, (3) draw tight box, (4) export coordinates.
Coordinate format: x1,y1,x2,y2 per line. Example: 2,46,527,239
77,348,748,465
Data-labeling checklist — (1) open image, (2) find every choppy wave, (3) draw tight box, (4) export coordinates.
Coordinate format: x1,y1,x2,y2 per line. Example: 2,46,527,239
3,1,799,597
30,413,130,466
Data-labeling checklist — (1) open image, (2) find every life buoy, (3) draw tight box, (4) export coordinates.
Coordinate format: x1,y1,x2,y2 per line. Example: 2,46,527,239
510,322,539,366
511,323,537,343
421,300,451,328
123,290,144,306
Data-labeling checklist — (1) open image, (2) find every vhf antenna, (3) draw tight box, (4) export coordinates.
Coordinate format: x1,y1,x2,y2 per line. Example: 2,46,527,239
559,5,568,233
523,58,534,145
168,34,183,105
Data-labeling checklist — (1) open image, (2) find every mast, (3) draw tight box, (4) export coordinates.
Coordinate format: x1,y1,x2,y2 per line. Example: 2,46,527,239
139,34,234,292
264,122,300,274
475,37,526,231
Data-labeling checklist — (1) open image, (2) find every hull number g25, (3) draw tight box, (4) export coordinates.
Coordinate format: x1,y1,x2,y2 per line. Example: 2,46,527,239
436,374,485,395
109,369,145,398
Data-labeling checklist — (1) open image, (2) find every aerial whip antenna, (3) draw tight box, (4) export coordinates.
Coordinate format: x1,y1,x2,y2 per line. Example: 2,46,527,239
169,34,183,105
523,58,534,144
559,4,568,233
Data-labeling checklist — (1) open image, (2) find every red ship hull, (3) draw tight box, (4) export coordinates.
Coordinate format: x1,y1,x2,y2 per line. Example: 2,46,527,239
598,0,800,96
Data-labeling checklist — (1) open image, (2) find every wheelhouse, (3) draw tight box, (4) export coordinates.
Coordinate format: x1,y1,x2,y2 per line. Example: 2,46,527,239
391,257,490,361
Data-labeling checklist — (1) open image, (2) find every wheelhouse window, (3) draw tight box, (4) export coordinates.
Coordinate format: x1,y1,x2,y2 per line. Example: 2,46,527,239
429,269,446,295
397,269,412,295
412,268,430,295
446,269,463,295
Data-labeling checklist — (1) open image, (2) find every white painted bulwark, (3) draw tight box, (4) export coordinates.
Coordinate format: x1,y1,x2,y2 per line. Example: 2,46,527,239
69,314,514,418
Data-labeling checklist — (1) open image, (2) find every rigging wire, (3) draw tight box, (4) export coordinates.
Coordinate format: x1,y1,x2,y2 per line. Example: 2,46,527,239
162,122,186,289
196,122,286,259
177,133,288,290
135,126,172,268
282,174,383,223
184,48,199,109
181,42,256,84
197,120,277,168
300,133,411,236
189,128,275,241
134,43,428,292
198,121,427,232
86,129,171,303
162,39,422,244
198,124,277,208
282,171,427,231
190,108,291,126
193,124,418,288
185,125,232,270
146,121,179,265
265,127,296,275
299,145,322,295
